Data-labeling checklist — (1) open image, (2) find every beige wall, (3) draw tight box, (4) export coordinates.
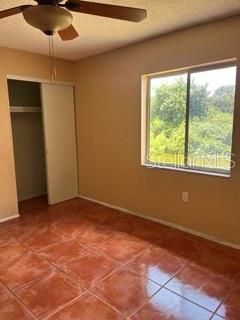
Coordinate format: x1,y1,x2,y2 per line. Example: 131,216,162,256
0,47,74,220
75,16,240,246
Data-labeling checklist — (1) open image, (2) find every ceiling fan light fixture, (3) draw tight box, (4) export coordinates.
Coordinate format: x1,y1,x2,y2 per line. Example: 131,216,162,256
23,5,73,35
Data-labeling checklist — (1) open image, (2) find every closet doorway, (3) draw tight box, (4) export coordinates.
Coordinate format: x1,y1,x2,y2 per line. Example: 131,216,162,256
9,79,47,203
8,77,79,210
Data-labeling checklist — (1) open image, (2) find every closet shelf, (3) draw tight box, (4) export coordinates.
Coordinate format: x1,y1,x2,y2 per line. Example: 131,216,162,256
10,106,41,113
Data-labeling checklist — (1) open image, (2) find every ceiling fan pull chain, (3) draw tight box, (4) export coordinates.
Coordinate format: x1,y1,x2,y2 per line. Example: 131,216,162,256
49,35,57,82
52,36,57,80
48,36,53,81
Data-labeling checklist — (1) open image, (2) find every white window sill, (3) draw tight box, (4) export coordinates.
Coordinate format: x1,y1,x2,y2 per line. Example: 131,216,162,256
141,163,231,178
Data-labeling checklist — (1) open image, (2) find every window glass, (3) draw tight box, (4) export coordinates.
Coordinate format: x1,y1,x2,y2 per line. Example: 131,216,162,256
145,64,237,174
148,73,187,167
188,67,236,171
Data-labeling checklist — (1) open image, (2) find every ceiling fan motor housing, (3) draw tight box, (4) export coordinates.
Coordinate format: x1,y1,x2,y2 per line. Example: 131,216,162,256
34,0,64,4
23,5,73,35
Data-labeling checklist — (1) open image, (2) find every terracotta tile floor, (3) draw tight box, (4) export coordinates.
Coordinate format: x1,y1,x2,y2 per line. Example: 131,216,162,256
0,196,240,320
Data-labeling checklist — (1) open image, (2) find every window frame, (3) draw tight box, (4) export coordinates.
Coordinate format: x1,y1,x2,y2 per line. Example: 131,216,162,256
142,60,237,177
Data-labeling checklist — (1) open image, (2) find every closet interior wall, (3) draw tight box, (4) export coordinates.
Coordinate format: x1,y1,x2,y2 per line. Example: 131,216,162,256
8,79,47,202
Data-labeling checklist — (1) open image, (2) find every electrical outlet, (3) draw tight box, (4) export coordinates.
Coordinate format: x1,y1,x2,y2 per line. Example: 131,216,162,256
182,191,189,202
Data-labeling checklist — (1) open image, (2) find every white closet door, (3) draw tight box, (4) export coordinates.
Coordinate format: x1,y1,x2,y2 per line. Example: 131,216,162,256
41,83,78,205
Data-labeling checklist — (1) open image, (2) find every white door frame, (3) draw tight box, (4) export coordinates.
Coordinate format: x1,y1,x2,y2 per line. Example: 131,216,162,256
7,74,78,208
7,74,74,86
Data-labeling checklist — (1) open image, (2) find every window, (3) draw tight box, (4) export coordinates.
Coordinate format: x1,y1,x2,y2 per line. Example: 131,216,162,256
142,63,237,175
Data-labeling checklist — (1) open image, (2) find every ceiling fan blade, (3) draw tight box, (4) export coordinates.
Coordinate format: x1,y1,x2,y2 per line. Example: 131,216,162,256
58,24,79,41
65,0,147,22
0,5,31,19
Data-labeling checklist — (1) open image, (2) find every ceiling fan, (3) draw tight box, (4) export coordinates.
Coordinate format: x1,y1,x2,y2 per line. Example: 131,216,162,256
0,0,147,41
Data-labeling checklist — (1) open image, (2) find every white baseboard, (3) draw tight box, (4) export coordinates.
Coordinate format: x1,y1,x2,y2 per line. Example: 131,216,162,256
79,194,240,251
0,214,19,224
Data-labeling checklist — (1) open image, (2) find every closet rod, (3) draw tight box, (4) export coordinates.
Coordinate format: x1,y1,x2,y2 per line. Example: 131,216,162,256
10,107,41,113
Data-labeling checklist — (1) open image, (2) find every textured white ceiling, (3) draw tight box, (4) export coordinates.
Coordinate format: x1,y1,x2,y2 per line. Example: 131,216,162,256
0,0,240,61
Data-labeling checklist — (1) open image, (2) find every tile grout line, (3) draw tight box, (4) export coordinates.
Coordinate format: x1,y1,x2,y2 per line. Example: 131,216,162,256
36,238,94,268
2,234,183,320
11,260,91,320
129,252,232,319
88,289,130,319
3,249,90,320
209,313,217,320
127,285,163,319
32,250,130,320
42,292,86,320
32,247,125,301
124,248,190,288
161,246,240,316
0,279,38,320
11,267,55,293
87,244,154,287
187,249,239,318
164,287,217,314
85,246,163,319
212,279,239,319
159,248,235,316
127,259,190,319
35,244,154,319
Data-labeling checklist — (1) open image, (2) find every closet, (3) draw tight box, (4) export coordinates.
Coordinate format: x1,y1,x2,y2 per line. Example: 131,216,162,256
8,78,78,206
9,79,47,202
